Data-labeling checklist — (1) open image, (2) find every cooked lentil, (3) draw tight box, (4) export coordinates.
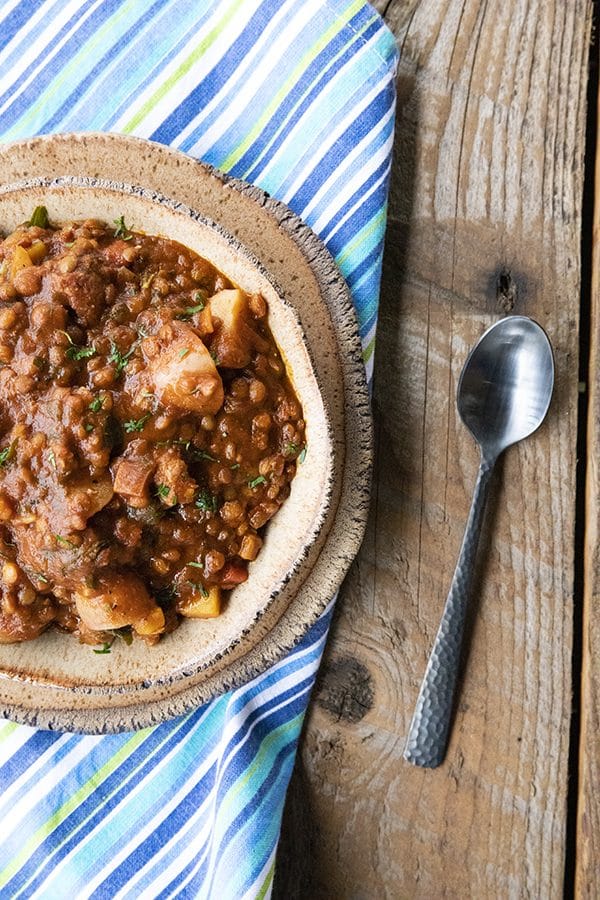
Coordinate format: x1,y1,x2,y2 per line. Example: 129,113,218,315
0,208,305,647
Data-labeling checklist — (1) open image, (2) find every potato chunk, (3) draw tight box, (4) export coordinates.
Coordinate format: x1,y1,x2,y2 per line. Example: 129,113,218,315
178,584,221,618
74,571,165,636
145,321,223,414
209,289,268,367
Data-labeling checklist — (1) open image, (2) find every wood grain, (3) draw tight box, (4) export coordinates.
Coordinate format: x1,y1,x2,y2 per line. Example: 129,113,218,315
275,1,593,897
578,56,600,900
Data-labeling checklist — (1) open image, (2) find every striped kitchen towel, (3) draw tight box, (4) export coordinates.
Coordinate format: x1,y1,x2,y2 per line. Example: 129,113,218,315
0,1,398,897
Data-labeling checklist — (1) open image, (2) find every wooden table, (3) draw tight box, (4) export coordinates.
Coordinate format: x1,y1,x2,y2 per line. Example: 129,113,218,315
274,1,598,896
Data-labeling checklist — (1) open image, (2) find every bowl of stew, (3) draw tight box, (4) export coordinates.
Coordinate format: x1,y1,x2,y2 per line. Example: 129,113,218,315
0,174,346,729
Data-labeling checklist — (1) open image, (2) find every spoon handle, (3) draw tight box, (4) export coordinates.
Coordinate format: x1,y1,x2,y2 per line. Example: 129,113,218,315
403,455,495,768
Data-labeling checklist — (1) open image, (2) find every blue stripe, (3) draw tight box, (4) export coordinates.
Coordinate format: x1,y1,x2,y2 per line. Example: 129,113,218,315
0,0,67,80
0,730,60,786
0,0,48,50
287,84,390,213
38,0,168,133
149,0,286,146
90,687,310,898
0,0,104,112
0,734,81,822
2,712,214,897
237,16,383,182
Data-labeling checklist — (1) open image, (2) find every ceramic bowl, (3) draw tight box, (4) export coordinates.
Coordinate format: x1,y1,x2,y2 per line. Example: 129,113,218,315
0,135,372,732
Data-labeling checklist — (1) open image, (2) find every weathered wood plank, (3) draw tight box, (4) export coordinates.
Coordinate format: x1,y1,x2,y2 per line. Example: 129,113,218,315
577,62,600,900
276,1,592,897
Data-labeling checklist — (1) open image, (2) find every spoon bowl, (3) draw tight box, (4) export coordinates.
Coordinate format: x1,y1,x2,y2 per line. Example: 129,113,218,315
458,316,554,458
404,315,554,768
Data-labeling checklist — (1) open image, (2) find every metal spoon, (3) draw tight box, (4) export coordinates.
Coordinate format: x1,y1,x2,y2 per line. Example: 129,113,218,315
403,315,554,768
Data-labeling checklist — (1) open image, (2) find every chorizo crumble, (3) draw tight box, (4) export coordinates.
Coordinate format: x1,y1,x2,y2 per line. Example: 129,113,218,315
0,207,305,649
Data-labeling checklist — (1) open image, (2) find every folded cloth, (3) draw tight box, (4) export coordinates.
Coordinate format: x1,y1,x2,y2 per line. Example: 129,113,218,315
0,1,398,897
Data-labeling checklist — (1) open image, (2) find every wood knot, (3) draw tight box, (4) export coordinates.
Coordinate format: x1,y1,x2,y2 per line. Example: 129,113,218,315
497,268,517,313
314,655,374,723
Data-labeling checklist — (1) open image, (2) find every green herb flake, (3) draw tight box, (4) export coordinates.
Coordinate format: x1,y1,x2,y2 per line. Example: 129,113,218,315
248,475,267,489
110,626,133,646
187,561,204,569
123,414,150,434
113,215,133,240
93,641,113,655
186,580,209,597
178,348,190,360
298,447,307,464
34,572,49,584
85,423,94,433
191,449,217,463
89,397,104,413
55,534,76,549
284,442,300,456
155,483,170,499
66,343,96,362
108,340,136,375
28,206,49,229
230,463,240,471
195,490,218,513
0,444,14,468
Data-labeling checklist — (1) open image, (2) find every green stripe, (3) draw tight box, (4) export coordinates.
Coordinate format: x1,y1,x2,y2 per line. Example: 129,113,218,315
0,720,19,742
335,207,386,268
0,730,149,889
226,712,303,811
363,334,376,365
255,858,276,900
122,0,244,133
7,3,132,136
222,0,366,172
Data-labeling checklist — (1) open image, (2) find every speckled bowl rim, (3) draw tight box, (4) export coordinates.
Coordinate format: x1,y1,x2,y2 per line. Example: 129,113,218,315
0,133,373,732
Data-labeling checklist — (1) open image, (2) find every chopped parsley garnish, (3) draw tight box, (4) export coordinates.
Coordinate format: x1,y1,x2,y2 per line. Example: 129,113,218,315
55,534,76,549
187,561,203,569
123,414,150,433
195,489,218,513
93,642,113,655
177,294,206,318
85,423,94,433
191,449,217,463
178,348,190,359
113,215,133,240
155,483,170,499
248,475,267,489
0,444,14,467
108,340,136,375
187,581,209,597
284,442,301,456
88,397,104,413
66,344,96,362
230,463,240,470
28,206,49,228
34,572,48,584
298,447,307,464
60,331,96,362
